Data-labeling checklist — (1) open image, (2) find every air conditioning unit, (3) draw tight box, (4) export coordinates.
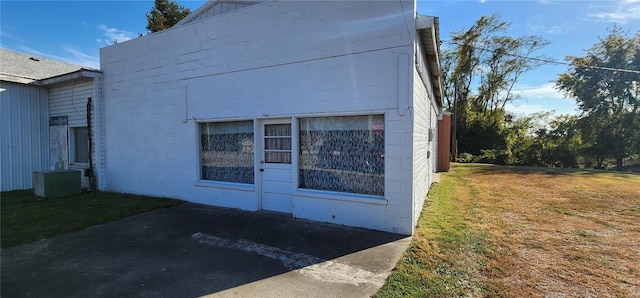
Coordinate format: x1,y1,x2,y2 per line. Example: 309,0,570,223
33,170,81,199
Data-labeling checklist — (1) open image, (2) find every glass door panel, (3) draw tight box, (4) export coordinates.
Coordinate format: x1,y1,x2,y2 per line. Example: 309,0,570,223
264,123,292,164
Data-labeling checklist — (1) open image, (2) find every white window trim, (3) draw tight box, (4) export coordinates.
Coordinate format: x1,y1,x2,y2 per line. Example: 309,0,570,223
297,113,386,197
295,188,387,205
193,111,390,204
196,119,256,185
195,180,255,192
69,126,89,168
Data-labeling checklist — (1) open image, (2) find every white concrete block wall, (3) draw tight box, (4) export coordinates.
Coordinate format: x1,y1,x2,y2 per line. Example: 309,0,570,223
411,31,442,230
101,0,422,234
411,68,436,231
92,76,108,191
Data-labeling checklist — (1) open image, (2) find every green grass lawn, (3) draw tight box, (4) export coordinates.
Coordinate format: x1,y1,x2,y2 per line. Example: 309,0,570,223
1,190,182,248
375,164,493,297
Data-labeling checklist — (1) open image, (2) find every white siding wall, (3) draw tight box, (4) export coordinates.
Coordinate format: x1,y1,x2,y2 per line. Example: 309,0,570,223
49,80,92,126
101,0,418,234
0,81,49,191
48,79,95,189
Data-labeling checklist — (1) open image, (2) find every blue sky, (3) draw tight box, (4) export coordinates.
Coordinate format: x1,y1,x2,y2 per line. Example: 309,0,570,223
1,0,639,116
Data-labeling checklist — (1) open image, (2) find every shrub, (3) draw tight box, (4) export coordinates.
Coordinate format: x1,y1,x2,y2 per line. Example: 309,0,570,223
457,152,475,163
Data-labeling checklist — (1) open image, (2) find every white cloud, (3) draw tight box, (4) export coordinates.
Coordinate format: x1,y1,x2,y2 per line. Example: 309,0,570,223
588,0,640,24
545,25,562,34
17,45,52,59
16,45,98,69
64,48,99,69
0,28,12,39
97,24,135,47
513,82,565,101
525,15,568,35
504,102,552,116
528,24,565,35
507,83,579,115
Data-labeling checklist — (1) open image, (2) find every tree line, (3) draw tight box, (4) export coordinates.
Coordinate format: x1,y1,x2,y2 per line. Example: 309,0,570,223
444,13,640,171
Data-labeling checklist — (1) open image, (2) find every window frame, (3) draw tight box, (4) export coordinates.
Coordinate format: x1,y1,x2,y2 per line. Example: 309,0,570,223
263,123,293,164
198,119,256,186
297,114,385,196
69,126,89,167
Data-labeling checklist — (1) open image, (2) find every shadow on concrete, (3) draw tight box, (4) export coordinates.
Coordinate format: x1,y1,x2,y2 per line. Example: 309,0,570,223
1,203,406,297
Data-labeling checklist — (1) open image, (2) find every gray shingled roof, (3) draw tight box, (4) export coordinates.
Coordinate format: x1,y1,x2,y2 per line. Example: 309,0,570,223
0,48,85,83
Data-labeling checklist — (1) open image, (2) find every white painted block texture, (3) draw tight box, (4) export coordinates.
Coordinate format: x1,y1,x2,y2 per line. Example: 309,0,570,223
100,0,440,235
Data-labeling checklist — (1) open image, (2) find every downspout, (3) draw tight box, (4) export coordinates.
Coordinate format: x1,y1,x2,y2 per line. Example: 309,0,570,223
87,97,96,192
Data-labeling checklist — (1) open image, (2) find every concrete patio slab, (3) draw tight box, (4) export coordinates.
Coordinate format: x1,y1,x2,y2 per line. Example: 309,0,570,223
1,203,410,297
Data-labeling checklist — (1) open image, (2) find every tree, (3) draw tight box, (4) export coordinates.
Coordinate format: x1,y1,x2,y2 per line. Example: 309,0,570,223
442,13,549,158
556,27,640,170
540,115,583,168
146,0,192,33
476,34,548,112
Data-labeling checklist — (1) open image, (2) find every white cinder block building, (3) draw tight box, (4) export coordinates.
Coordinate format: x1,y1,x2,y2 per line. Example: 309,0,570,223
100,0,443,235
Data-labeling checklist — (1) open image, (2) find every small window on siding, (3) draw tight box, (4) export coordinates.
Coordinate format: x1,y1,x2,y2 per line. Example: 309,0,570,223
71,127,89,164
200,121,254,184
299,115,384,196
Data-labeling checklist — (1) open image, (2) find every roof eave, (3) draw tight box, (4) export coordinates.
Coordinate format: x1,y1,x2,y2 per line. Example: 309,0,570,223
176,0,263,27
35,69,102,86
416,15,444,108
0,73,38,84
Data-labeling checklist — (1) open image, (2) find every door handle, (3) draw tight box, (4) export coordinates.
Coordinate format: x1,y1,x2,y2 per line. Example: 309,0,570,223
260,169,264,172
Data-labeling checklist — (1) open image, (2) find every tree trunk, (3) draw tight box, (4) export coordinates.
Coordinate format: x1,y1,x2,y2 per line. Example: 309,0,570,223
616,157,623,171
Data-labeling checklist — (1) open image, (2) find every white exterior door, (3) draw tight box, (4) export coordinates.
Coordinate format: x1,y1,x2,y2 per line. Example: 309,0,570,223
49,116,69,170
260,119,293,213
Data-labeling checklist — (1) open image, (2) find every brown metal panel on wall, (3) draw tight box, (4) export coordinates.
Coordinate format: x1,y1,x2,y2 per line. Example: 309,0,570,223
437,112,452,172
